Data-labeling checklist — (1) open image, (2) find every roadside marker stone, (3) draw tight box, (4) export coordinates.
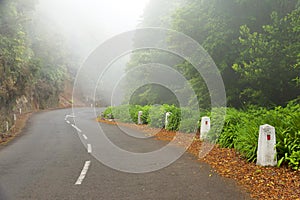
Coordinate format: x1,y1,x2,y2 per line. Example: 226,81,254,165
257,124,277,166
200,116,210,140
138,111,143,125
6,121,9,132
165,112,172,128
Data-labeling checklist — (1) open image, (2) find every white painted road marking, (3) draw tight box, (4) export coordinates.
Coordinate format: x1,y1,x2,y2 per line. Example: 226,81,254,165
75,161,91,185
83,134,88,140
87,144,92,153
74,126,82,133
71,124,82,133
65,114,76,119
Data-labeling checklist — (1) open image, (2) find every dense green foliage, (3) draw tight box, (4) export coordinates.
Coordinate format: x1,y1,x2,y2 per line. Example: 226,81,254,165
102,104,201,133
0,0,69,120
217,99,300,170
126,0,300,108
129,84,180,106
233,9,300,106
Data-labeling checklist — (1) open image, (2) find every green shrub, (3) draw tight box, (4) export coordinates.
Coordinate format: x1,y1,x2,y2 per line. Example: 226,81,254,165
206,107,226,142
147,105,166,128
217,108,245,148
103,106,114,119
216,99,300,169
286,150,300,170
234,119,261,162
277,130,300,170
265,101,300,170
144,104,183,129
140,105,151,124
177,107,201,133
129,105,151,124
111,105,132,123
179,118,198,133
128,105,140,124
164,105,181,131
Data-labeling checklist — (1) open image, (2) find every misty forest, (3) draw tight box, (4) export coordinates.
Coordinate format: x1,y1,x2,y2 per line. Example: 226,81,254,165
0,0,300,167
127,0,300,108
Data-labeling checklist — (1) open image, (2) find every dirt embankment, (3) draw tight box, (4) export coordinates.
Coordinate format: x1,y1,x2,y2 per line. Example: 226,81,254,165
0,113,32,145
0,79,79,145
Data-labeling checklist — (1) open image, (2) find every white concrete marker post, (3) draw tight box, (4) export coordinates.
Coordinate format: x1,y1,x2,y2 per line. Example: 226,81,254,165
138,111,143,125
14,114,17,121
257,124,277,167
6,121,9,132
200,116,210,140
19,108,22,114
165,112,172,128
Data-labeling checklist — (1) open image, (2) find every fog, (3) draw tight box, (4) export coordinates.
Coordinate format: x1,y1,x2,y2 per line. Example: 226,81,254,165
35,0,150,105
36,0,149,58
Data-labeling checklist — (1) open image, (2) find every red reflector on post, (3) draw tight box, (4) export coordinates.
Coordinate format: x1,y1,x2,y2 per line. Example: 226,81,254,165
267,135,271,141
205,121,208,125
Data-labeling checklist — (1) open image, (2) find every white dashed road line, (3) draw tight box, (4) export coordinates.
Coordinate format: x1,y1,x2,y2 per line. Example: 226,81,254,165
65,114,92,185
74,126,82,133
71,124,82,133
87,144,92,153
83,134,88,140
75,161,91,185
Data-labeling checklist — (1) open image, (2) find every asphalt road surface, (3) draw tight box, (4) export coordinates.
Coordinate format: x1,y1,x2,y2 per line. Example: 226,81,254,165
0,108,251,200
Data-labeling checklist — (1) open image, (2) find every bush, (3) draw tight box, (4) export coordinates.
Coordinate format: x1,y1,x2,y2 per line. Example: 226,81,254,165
103,106,114,119
234,119,261,162
179,118,198,133
111,105,132,123
216,99,300,169
274,100,300,170
141,105,151,124
177,107,200,133
128,105,140,124
147,105,166,128
204,107,227,142
277,130,300,170
217,108,245,148
129,105,151,124
164,105,181,131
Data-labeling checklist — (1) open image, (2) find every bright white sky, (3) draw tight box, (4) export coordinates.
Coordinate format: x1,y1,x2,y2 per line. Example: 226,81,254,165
36,0,150,56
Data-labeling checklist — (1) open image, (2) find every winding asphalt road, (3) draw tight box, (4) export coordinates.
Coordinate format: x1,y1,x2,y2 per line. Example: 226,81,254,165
0,108,250,199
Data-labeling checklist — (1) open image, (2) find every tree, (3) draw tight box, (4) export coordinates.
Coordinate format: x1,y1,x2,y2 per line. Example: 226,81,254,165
171,0,299,107
0,0,69,115
233,8,300,106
